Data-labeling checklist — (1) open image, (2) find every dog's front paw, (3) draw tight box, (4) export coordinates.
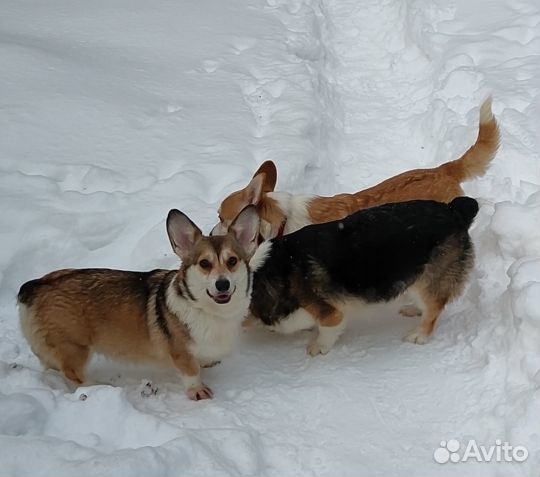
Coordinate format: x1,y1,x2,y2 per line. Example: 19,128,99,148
399,305,422,317
306,340,331,357
186,384,214,401
402,329,429,345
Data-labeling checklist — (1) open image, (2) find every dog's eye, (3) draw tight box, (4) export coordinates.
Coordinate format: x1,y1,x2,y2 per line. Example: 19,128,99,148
227,256,238,268
199,259,211,270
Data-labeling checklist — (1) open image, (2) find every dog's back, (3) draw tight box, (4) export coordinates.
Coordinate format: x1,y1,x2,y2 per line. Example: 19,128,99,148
250,197,478,352
258,197,476,299
18,269,171,378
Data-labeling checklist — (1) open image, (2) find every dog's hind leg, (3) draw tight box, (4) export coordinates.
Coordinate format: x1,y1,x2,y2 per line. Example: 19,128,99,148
402,292,447,345
304,302,347,356
26,325,89,384
54,342,90,385
403,233,473,344
399,289,423,317
399,304,423,317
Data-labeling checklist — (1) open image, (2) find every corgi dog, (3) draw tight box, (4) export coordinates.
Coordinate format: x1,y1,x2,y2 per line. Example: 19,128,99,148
213,98,498,240
237,196,478,354
17,208,260,400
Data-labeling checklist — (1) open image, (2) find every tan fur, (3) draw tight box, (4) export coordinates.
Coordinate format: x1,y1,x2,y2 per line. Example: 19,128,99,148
402,232,474,344
20,269,174,383
217,98,499,236
18,212,258,400
303,302,344,327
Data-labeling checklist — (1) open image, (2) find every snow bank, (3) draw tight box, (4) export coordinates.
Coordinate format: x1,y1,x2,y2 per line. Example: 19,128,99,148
0,0,538,475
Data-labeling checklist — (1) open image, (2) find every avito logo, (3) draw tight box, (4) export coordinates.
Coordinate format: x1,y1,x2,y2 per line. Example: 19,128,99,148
434,439,528,464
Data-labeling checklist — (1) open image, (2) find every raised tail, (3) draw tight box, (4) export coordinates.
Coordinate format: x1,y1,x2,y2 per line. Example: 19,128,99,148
449,196,479,229
438,97,500,183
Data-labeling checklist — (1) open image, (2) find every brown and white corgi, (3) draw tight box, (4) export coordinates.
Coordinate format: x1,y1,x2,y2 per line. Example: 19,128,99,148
238,196,478,354
213,98,498,240
17,208,260,400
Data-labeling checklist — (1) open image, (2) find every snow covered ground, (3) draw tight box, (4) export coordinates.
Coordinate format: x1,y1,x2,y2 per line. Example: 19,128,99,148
1,0,538,475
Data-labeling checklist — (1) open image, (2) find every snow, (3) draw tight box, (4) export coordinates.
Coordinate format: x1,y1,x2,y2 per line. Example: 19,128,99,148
1,0,538,475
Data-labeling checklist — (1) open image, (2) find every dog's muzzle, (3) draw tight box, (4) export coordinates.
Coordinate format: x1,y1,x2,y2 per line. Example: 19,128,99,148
207,277,235,304
206,288,234,304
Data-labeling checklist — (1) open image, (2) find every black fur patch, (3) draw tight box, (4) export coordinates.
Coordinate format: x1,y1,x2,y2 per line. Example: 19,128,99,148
17,279,41,306
250,198,478,325
155,274,174,340
245,263,251,296
182,278,196,301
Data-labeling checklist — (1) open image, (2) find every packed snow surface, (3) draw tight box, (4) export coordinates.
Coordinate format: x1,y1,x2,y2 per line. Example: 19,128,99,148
1,0,538,475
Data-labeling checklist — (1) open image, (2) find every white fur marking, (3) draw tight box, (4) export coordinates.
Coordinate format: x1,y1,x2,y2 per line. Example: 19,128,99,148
269,308,315,334
182,373,203,390
399,304,423,317
166,272,250,364
399,289,425,317
249,240,272,272
403,328,429,345
307,317,348,356
268,192,313,234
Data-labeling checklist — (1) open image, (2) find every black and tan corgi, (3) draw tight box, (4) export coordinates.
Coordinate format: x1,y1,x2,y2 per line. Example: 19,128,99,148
17,208,260,400
239,197,478,354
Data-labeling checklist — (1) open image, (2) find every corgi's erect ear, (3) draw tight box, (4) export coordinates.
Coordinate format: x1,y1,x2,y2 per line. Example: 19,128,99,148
242,161,277,205
253,160,277,192
229,205,261,257
166,209,203,260
242,174,265,205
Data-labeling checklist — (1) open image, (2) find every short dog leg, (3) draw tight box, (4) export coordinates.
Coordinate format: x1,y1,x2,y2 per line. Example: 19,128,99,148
55,343,89,385
169,347,213,400
399,290,423,317
399,304,422,317
304,303,347,356
241,313,259,329
403,294,447,345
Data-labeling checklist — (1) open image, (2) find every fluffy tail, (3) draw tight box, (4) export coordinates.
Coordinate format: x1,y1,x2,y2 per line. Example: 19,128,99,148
438,97,500,182
449,196,479,228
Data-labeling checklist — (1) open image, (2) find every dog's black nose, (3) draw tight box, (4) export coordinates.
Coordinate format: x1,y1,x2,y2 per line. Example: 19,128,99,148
215,278,230,292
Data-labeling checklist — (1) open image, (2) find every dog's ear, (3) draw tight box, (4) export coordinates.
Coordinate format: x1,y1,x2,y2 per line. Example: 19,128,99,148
243,161,277,205
209,222,226,236
229,205,261,257
252,161,277,192
166,210,203,260
242,174,265,205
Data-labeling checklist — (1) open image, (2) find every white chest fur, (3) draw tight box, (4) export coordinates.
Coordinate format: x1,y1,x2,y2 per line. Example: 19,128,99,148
166,280,246,365
182,307,242,363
